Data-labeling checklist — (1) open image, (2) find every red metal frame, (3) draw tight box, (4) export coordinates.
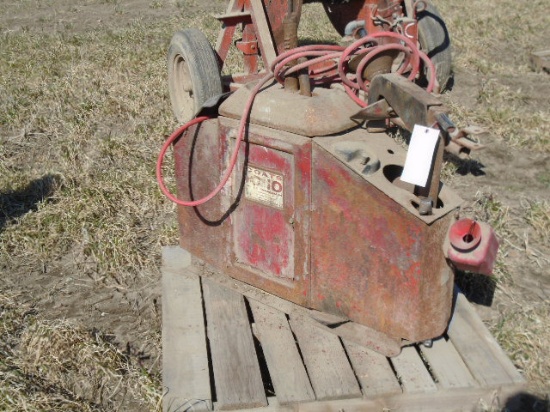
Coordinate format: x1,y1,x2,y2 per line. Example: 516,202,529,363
214,0,419,88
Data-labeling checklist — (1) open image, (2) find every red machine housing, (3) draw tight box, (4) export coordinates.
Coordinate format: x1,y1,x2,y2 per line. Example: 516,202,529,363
174,82,464,344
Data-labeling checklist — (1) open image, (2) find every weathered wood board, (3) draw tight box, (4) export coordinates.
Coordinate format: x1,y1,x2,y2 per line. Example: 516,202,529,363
162,246,526,412
162,247,211,412
530,49,550,73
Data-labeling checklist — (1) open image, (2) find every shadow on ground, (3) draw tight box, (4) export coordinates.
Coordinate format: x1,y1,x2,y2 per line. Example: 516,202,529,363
455,271,497,306
0,174,61,232
506,392,549,412
445,153,486,177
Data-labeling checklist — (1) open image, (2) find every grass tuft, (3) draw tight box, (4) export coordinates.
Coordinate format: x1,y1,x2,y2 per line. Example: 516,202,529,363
493,304,550,394
524,199,550,239
0,293,160,411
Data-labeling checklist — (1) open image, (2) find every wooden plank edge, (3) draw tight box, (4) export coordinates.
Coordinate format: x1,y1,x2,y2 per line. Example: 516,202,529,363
299,385,525,412
419,338,478,390
161,247,212,412
342,339,402,397
390,346,438,394
450,291,526,385
229,385,526,412
162,245,193,272
216,396,290,412
202,279,268,410
249,301,316,404
289,314,362,401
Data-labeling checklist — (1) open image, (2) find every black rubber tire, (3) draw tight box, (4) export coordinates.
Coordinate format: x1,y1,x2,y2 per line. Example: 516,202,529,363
416,2,452,91
167,29,223,123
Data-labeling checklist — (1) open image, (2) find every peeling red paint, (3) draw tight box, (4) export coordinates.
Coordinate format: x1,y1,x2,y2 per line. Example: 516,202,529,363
235,203,290,277
310,144,455,342
175,116,457,343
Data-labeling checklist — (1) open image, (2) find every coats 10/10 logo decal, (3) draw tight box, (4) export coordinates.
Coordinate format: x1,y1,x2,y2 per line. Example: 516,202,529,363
245,165,284,209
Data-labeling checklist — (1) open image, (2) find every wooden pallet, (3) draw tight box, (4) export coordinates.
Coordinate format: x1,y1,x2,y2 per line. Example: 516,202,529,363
161,246,525,412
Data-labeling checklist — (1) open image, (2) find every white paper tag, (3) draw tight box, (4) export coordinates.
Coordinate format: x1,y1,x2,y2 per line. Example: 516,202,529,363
400,125,440,187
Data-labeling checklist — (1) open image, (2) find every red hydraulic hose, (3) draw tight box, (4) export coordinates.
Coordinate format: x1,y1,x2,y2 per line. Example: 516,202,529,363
156,115,211,207
156,73,274,207
157,32,437,206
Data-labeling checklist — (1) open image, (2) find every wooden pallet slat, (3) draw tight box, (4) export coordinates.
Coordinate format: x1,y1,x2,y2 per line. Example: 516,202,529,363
296,386,525,412
162,247,212,412
390,346,437,394
203,279,268,410
448,293,525,387
343,339,402,397
249,301,316,405
290,315,362,401
420,337,477,389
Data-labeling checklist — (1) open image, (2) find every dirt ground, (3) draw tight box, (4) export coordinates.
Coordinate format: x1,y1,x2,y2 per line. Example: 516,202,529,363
0,0,548,410
0,0,228,365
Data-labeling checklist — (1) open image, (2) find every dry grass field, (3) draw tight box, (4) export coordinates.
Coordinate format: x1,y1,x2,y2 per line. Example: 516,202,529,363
0,0,548,410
